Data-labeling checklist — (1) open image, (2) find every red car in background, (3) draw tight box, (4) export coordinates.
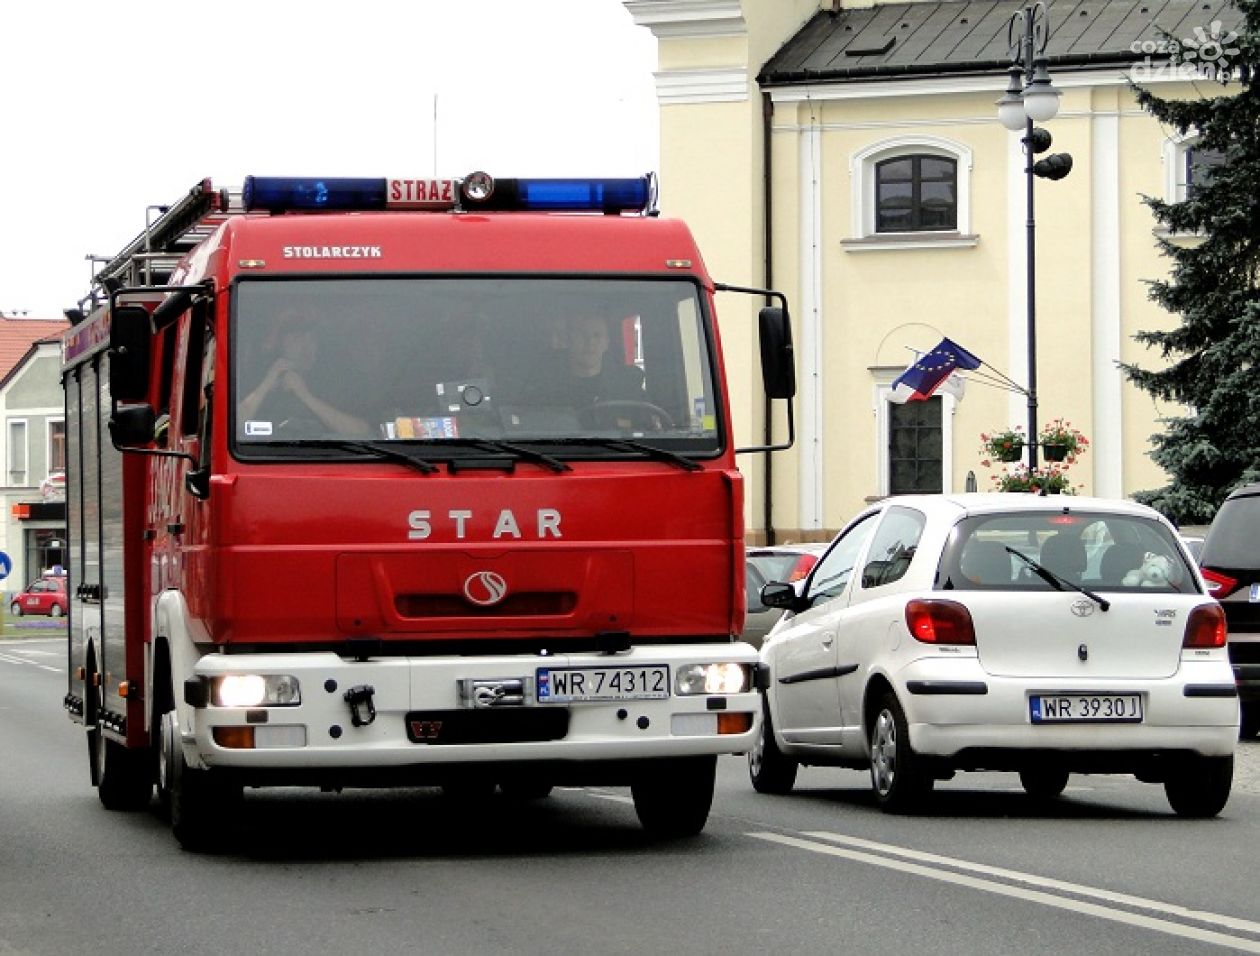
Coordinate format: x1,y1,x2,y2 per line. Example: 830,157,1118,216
11,575,67,618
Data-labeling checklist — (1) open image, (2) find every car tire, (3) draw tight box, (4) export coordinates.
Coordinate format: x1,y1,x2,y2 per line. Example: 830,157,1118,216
1164,755,1233,818
49,603,63,618
1019,766,1070,800
748,696,798,795
631,755,716,838
1239,704,1259,740
10,602,21,617
869,692,932,813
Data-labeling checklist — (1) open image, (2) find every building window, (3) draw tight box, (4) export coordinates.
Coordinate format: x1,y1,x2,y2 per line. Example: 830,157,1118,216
8,419,27,486
888,398,943,494
875,155,957,233
48,419,66,474
847,137,974,249
1183,144,1225,201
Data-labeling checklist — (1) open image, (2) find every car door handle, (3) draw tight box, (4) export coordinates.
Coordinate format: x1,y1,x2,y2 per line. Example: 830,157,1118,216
822,633,835,648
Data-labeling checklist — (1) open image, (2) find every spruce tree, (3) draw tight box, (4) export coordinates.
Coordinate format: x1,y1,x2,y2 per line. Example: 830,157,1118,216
1123,1,1260,523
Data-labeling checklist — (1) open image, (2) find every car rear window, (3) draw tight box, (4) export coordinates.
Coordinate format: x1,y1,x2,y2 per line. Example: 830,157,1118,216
940,511,1196,594
1200,490,1260,570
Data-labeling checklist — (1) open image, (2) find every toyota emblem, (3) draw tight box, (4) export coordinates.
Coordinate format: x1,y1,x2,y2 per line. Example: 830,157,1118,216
463,570,508,607
1070,599,1095,618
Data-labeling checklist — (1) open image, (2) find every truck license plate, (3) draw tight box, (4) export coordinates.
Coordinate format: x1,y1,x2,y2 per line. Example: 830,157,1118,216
536,665,669,703
1030,694,1143,723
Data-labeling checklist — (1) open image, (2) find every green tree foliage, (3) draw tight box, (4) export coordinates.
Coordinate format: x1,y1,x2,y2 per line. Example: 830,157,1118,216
1123,2,1260,523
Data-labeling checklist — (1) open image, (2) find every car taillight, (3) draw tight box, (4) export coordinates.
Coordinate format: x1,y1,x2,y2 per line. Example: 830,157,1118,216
1183,603,1228,649
789,555,819,582
1200,568,1240,599
905,599,975,645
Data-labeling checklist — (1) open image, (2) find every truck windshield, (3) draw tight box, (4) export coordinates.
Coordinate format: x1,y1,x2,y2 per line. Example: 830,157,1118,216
231,277,722,460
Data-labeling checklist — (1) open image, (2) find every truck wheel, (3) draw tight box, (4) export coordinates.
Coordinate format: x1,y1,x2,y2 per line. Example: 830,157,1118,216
869,692,933,813
631,755,716,838
1165,755,1233,818
161,707,239,850
1240,703,1259,740
748,697,798,795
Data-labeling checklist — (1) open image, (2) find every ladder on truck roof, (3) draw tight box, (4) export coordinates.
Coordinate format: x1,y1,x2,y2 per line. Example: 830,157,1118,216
77,178,240,314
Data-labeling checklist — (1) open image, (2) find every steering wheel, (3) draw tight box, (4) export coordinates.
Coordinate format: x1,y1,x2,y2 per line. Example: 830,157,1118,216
587,400,676,431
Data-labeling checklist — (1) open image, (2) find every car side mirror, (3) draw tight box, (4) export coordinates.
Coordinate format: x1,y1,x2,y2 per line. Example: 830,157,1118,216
761,580,802,612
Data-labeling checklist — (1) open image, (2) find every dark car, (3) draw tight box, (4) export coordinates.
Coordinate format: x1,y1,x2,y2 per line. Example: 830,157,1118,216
1198,482,1260,738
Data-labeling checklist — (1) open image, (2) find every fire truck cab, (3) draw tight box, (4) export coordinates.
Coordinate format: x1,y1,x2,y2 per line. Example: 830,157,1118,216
62,173,795,849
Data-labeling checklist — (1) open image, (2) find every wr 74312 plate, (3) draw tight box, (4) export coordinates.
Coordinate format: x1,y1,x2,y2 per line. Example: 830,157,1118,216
537,665,669,703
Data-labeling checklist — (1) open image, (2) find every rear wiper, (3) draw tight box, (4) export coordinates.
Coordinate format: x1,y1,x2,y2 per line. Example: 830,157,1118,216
295,439,440,474
544,437,702,472
1005,546,1110,611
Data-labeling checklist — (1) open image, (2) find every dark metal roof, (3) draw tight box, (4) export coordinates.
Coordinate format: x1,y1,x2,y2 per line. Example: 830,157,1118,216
760,0,1245,84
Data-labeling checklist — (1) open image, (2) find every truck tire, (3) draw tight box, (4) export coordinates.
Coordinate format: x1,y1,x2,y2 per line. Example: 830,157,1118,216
1165,755,1233,818
160,707,240,851
631,755,716,838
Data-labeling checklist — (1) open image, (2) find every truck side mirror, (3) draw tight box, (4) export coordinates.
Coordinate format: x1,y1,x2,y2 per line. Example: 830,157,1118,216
758,306,796,400
109,306,153,402
108,404,156,447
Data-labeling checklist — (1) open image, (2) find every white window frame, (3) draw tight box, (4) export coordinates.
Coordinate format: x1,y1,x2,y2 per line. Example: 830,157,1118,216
8,418,28,486
846,136,977,251
873,381,957,497
1163,131,1223,205
46,417,66,477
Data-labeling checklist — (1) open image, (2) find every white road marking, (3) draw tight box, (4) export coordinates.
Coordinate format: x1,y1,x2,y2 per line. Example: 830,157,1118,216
749,831,1260,952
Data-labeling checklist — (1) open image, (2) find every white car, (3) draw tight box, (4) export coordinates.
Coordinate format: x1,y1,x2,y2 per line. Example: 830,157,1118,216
750,493,1238,817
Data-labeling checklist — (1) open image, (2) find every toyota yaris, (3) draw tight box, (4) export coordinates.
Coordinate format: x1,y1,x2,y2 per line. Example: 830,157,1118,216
749,494,1237,817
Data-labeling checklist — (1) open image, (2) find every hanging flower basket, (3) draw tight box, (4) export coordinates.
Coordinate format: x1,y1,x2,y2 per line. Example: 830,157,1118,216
980,428,1025,464
1037,418,1088,465
991,465,1078,495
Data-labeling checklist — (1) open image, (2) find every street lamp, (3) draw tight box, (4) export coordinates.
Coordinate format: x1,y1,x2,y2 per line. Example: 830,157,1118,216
996,1,1072,471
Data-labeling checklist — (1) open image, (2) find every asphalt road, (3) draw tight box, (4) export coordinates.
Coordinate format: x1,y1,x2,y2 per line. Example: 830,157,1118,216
3,635,1260,956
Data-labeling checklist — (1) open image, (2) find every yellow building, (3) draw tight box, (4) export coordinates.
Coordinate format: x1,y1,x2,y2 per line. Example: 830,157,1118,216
626,0,1243,543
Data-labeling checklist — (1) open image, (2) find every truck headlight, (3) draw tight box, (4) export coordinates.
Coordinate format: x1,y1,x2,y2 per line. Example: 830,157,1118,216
214,674,302,707
674,663,750,696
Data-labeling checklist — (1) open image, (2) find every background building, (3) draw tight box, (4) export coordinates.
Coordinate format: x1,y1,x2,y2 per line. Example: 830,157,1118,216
0,318,71,597
627,0,1242,542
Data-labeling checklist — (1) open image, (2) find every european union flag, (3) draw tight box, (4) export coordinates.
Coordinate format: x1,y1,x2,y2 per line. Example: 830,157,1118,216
890,337,982,403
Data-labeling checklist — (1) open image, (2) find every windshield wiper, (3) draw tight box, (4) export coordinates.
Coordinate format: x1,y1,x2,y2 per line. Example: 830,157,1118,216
291,439,440,474
451,439,571,473
1005,546,1110,611
543,437,702,472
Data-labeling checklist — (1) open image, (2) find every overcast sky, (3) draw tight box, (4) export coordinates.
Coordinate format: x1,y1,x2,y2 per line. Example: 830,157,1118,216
0,0,659,319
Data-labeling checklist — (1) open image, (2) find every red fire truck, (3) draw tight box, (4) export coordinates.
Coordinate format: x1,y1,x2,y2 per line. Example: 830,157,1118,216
62,173,795,849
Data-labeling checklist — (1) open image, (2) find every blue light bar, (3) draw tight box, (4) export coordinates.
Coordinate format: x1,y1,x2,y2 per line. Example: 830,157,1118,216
241,174,654,215
463,177,653,214
243,177,388,212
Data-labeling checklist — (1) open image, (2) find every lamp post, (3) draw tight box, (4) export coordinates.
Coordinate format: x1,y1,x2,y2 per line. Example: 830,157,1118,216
996,1,1071,472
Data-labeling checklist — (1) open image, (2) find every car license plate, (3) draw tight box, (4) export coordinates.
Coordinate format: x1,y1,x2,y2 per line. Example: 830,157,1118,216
536,665,669,703
1030,694,1143,723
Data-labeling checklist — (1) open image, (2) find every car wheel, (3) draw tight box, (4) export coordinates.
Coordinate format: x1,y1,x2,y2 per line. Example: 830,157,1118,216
1239,703,1260,740
10,602,21,617
631,755,716,838
748,696,798,795
1164,755,1233,818
869,692,932,813
1019,766,1070,800
49,603,63,618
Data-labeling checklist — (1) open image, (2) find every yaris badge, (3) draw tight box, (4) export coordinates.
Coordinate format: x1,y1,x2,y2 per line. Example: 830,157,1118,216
463,570,508,606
